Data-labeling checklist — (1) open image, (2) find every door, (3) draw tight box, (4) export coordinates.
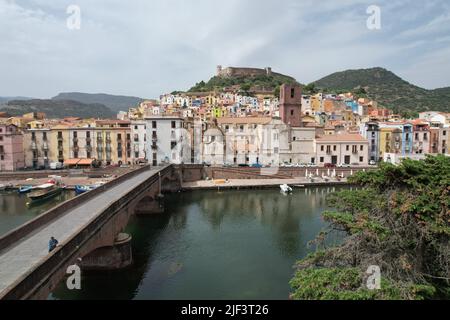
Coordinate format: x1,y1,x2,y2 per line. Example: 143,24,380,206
344,155,351,165
331,156,338,165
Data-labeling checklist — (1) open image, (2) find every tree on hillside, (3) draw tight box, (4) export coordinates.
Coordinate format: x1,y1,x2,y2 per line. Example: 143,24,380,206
304,83,319,94
290,155,450,300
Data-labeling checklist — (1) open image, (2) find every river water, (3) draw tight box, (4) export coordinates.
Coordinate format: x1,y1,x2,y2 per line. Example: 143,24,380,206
45,187,344,300
0,190,76,237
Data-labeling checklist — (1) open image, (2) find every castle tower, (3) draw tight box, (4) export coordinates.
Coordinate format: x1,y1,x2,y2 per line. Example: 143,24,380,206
279,84,302,127
216,65,223,76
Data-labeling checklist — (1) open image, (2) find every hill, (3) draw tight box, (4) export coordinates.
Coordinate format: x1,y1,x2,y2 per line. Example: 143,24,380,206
52,92,144,113
0,96,34,104
188,73,300,95
1,99,115,119
313,67,450,113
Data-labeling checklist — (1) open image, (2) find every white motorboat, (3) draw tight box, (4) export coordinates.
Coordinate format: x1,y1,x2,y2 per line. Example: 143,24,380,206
280,184,293,193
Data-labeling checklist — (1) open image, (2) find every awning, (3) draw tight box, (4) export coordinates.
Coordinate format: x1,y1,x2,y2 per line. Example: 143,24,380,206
78,159,95,165
64,158,81,165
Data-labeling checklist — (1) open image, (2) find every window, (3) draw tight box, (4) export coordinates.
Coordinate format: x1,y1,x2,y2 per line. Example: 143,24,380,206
87,152,91,158
58,131,63,139
152,121,157,129
360,156,364,162
135,125,138,130
74,152,78,158
321,145,324,151
73,131,77,138
172,121,176,129
291,88,295,98
320,157,324,163
360,145,364,151
346,145,350,151
444,131,447,136
415,133,419,140
43,132,47,140
290,110,294,116
333,145,337,151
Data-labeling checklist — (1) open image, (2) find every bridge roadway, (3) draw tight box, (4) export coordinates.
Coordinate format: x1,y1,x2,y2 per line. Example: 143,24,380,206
0,166,164,297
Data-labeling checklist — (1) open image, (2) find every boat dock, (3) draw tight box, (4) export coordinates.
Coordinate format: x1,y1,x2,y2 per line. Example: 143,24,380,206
182,178,350,191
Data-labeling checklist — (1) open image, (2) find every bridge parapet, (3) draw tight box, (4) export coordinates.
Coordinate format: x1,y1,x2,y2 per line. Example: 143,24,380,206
0,165,173,300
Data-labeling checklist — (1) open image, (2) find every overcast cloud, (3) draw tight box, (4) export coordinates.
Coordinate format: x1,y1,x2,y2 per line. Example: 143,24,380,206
1,0,450,98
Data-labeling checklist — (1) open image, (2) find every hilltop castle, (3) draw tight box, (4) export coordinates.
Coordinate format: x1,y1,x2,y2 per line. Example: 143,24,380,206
216,65,295,81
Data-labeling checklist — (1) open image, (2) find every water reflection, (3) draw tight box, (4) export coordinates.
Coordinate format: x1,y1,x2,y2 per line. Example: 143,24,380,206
50,187,344,300
0,190,76,236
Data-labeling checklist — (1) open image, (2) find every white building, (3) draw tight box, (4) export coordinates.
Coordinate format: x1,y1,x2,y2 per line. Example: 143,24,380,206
144,116,190,165
315,134,369,166
131,121,147,163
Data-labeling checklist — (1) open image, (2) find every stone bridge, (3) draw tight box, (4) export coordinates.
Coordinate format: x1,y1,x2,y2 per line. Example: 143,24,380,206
0,164,183,300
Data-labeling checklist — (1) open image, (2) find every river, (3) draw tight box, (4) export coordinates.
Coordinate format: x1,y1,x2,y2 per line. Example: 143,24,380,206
46,187,345,300
0,190,76,237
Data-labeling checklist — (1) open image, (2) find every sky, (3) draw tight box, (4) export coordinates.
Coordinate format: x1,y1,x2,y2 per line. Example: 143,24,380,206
1,0,450,99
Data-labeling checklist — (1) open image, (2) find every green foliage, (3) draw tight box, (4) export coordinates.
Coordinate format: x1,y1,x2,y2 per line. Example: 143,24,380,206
1,99,115,119
290,155,450,300
290,268,435,300
313,67,450,113
188,74,299,93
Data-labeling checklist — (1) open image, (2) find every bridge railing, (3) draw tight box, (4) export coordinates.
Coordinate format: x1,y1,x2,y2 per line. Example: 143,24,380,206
0,165,155,253
0,165,174,300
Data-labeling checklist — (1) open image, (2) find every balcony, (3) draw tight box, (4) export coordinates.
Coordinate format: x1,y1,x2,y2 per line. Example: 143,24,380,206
151,143,157,150
73,137,78,143
73,146,79,152
86,137,92,143
86,145,92,152
58,145,63,151
31,142,38,150
43,143,49,150
57,136,63,142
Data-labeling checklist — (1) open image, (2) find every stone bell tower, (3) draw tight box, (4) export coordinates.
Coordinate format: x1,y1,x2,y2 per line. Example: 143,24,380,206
279,84,302,127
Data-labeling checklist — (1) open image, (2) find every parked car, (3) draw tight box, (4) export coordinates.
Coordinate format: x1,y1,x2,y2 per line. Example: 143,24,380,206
251,163,263,168
338,163,351,168
222,163,233,168
238,164,249,167
369,160,377,166
324,163,336,168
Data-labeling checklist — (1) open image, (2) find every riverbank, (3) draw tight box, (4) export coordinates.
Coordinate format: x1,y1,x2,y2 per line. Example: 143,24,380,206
182,177,350,190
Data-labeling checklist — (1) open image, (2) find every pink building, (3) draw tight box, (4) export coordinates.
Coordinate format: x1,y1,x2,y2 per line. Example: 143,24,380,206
0,123,25,171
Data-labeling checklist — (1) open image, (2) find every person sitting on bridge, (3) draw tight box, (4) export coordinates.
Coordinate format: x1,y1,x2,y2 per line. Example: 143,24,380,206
48,236,59,253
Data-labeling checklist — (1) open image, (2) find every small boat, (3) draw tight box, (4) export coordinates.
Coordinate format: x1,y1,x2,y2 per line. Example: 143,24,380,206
27,183,63,202
0,184,6,191
18,185,34,194
75,182,105,195
280,184,293,193
75,185,96,195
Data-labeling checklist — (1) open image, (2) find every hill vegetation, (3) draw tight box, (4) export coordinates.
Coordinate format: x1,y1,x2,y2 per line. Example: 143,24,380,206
1,99,115,119
52,92,144,113
188,74,300,97
290,155,450,300
313,67,450,114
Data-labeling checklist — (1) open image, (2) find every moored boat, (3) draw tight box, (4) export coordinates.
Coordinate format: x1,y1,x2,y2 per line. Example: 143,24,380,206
280,184,293,193
27,183,63,202
18,185,34,194
75,185,95,195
